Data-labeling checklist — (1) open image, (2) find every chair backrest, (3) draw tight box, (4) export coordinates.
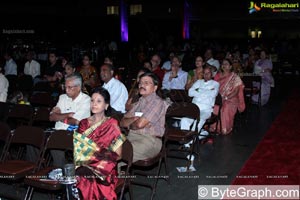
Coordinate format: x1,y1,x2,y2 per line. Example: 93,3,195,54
118,140,133,199
3,126,45,161
215,93,222,107
38,130,73,169
10,126,45,149
30,92,56,107
166,102,200,120
0,102,10,122
0,122,11,142
242,75,262,89
45,130,73,151
32,107,54,129
6,75,18,95
168,89,192,103
7,104,33,126
33,107,51,121
18,75,33,92
120,140,133,166
32,81,52,93
0,122,12,161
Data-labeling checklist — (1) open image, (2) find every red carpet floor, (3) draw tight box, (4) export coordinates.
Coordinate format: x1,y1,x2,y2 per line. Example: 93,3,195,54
232,89,300,185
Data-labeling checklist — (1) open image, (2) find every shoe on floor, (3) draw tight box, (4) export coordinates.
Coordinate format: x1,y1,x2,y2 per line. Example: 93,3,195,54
184,140,193,148
199,130,209,140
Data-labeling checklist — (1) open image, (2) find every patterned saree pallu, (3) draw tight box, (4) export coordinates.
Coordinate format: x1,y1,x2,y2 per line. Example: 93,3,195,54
73,131,99,166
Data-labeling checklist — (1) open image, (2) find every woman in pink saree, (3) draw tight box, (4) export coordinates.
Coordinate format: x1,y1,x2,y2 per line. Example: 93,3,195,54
213,58,245,135
74,87,126,200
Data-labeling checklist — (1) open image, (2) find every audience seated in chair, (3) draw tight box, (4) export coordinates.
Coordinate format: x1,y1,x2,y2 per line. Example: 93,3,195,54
212,58,245,135
3,51,17,76
78,53,99,91
185,55,204,90
162,55,188,91
74,87,126,200
181,66,219,147
150,54,165,85
125,67,151,111
48,74,90,167
24,51,41,80
100,63,128,115
120,72,170,162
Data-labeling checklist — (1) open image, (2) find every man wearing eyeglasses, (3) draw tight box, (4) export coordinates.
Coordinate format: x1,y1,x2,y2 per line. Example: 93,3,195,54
120,72,170,162
49,73,90,167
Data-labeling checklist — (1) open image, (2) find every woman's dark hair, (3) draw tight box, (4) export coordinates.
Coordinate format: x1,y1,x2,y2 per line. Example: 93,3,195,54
138,67,151,75
82,53,92,61
139,72,159,86
143,59,152,66
223,58,232,65
90,87,112,116
221,58,233,72
65,62,75,69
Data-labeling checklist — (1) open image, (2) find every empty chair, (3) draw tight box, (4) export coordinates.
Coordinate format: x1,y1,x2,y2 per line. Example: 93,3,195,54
7,104,33,129
32,81,52,93
168,89,192,103
0,126,45,181
18,75,33,94
0,102,10,122
0,122,12,162
116,140,133,200
165,102,200,169
24,130,73,200
30,92,56,108
242,75,262,108
6,75,18,96
32,107,54,129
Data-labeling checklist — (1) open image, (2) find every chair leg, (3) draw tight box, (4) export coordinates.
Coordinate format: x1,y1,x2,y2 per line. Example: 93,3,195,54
194,136,201,163
129,185,134,200
162,150,170,185
150,157,163,200
186,136,197,171
24,186,34,200
119,183,126,200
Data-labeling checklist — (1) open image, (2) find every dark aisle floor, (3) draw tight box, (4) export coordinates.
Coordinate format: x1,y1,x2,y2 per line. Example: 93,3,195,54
0,75,298,200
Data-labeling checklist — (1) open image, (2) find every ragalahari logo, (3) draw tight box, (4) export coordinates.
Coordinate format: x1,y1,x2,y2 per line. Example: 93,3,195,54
249,1,261,14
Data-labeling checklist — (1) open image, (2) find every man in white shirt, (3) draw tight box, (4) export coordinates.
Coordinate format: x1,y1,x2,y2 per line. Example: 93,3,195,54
0,67,9,102
24,51,40,79
4,52,17,75
181,67,219,146
206,58,220,77
161,52,175,71
100,63,128,114
162,55,188,90
49,74,91,167
204,48,220,77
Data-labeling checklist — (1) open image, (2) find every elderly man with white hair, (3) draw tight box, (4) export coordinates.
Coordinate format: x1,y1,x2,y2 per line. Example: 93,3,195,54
49,74,91,167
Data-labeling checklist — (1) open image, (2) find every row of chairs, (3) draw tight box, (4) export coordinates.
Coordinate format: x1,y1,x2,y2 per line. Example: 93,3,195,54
119,100,223,200
0,90,224,200
6,75,56,96
0,103,221,200
0,123,133,200
0,102,54,130
167,74,262,111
